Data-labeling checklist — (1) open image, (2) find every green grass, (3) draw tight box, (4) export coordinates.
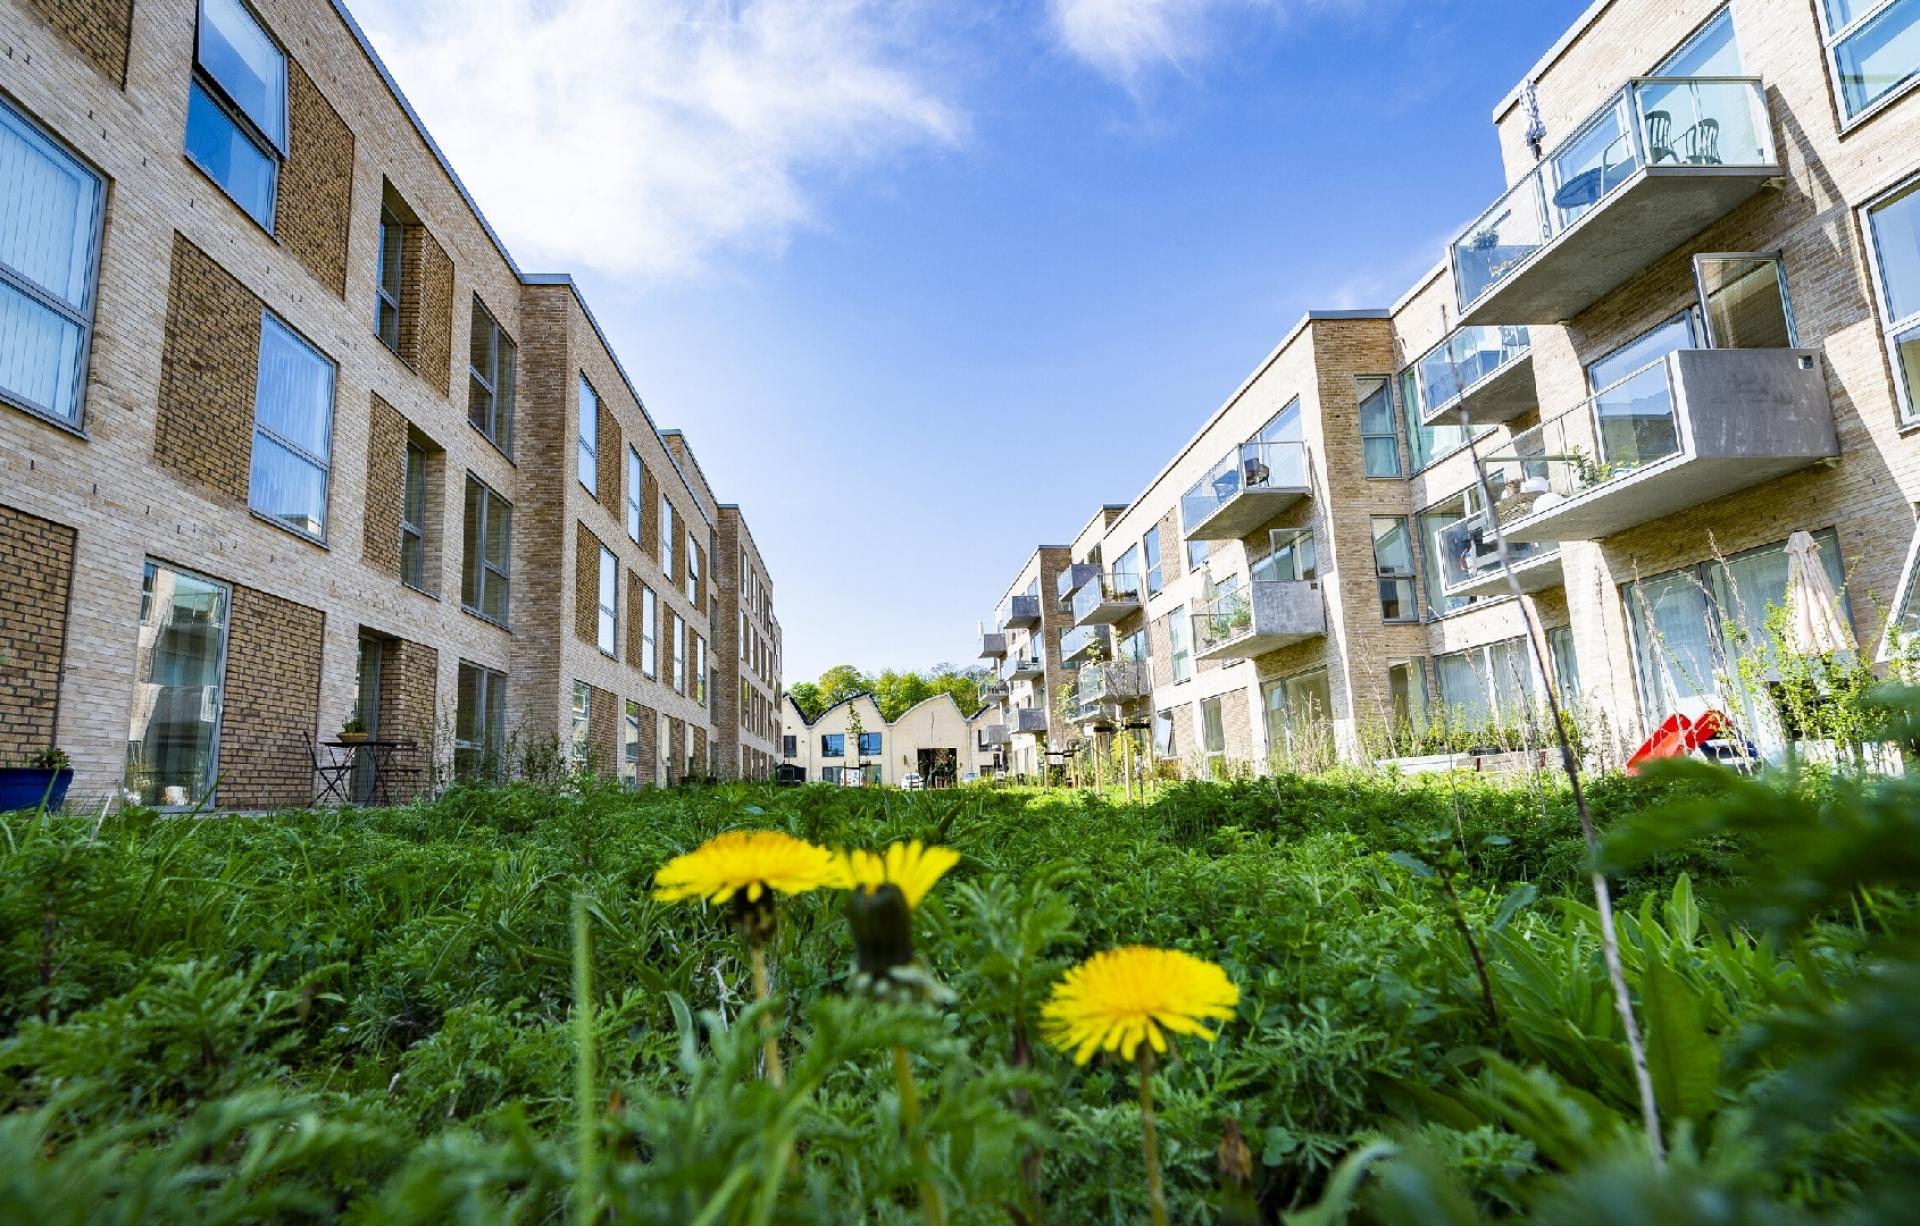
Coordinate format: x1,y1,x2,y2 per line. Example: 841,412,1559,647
0,761,1912,1222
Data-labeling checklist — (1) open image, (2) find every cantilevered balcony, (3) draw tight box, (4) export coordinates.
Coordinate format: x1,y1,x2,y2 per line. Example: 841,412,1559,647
1435,510,1563,600
1450,76,1779,326
1416,326,1535,428
1487,348,1837,544
1008,707,1048,735
1002,595,1041,631
1077,659,1149,706
1060,623,1112,664
1070,571,1143,626
1055,563,1100,612
1192,579,1325,662
979,723,1010,747
1007,653,1045,681
976,678,1010,705
979,630,1007,659
1181,441,1310,541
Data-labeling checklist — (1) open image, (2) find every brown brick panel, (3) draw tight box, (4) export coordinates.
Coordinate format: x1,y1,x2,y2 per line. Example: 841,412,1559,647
634,700,658,783
588,682,618,777
667,717,686,784
398,224,454,394
155,235,261,503
217,585,324,809
361,393,406,577
0,504,76,759
375,638,437,797
575,521,602,646
597,405,622,523
693,725,708,776
279,62,353,298
640,466,660,562
23,0,132,87
625,569,645,667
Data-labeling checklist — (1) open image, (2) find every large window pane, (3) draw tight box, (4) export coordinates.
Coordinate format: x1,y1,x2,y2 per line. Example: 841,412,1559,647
1698,255,1794,348
578,376,598,494
1625,571,1718,718
0,282,86,422
250,314,333,535
184,80,276,227
248,434,328,536
1868,181,1920,324
126,562,229,807
1587,311,1696,392
0,103,102,305
198,0,286,147
1832,0,1920,117
1659,6,1742,75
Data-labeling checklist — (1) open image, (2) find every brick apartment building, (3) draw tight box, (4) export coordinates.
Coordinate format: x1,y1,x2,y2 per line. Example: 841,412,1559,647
0,0,782,807
975,0,1920,777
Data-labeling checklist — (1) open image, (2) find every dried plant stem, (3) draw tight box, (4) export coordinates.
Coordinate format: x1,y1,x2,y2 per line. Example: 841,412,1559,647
1138,1047,1169,1226
893,1046,946,1226
749,942,785,1088
571,892,598,1226
1452,387,1665,1168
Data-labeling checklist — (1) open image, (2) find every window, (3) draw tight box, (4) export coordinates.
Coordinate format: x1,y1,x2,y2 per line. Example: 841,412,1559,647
249,313,334,539
1186,538,1211,573
1253,529,1316,583
1199,696,1226,757
1587,310,1698,392
657,712,670,787
1416,490,1474,619
184,0,286,228
1119,629,1148,662
125,562,230,807
1168,605,1193,682
783,734,798,758
693,634,707,705
1387,660,1429,732
461,475,511,625
1818,0,1920,121
1357,377,1401,477
687,532,700,601
1265,670,1333,768
597,546,617,656
1435,639,1536,726
1153,709,1176,758
577,376,598,494
1142,526,1164,596
571,682,590,768
401,441,427,589
1865,178,1920,424
1659,6,1741,75
858,730,883,757
1548,626,1582,700
375,207,403,350
0,99,105,428
661,497,676,577
1115,544,1140,593
1371,516,1418,622
467,297,516,452
624,701,643,786
672,617,686,694
1694,253,1795,349
455,661,506,782
641,584,658,678
626,449,644,542
822,733,845,757
1397,367,1470,472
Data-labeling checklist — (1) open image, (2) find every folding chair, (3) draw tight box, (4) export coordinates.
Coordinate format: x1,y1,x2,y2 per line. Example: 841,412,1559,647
310,734,353,805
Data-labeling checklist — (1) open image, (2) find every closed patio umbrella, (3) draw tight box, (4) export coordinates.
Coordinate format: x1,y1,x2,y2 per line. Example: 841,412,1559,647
1785,530,1855,656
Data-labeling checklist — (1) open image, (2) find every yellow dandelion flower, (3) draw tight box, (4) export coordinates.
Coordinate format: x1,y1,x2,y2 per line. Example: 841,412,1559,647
652,831,840,905
834,840,960,910
1041,946,1239,1065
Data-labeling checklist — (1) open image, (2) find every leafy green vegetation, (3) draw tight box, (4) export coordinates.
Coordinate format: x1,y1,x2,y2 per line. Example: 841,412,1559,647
787,663,991,722
1,707,1914,1221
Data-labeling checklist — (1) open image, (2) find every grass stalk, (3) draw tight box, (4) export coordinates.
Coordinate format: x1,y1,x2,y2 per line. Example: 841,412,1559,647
749,942,786,1088
892,1045,946,1226
571,891,597,1226
1138,1047,1168,1226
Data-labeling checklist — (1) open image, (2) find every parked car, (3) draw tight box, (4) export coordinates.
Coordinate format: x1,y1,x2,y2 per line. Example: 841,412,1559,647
899,772,924,790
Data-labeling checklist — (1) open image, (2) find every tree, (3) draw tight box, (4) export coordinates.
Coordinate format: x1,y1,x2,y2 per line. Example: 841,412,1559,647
787,681,825,721
815,665,870,712
872,670,934,722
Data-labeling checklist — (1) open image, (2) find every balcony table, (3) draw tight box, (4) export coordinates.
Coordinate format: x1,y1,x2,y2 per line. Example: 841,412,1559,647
322,738,418,806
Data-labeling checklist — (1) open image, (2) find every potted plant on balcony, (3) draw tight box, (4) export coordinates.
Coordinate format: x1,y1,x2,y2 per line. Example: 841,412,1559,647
337,716,370,745
1,747,74,812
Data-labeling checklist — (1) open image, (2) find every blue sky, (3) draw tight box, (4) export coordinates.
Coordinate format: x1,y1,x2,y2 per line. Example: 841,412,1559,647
352,0,1587,681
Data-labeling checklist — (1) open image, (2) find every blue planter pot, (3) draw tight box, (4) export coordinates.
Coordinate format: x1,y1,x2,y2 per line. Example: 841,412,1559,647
0,767,74,812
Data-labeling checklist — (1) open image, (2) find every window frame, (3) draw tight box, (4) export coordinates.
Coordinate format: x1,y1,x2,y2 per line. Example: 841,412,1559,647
1152,708,1177,758
248,309,336,544
184,0,287,230
126,559,233,809
570,681,591,768
375,207,403,351
687,531,700,602
0,98,106,432
597,545,618,656
577,375,599,495
454,660,506,782
626,448,644,543
1142,526,1164,596
461,473,512,628
624,700,643,786
641,583,658,679
1198,695,1226,757
400,439,428,590
661,497,676,578
1357,375,1403,478
467,295,516,455
1861,172,1920,426
1815,0,1920,130
1168,604,1194,683
1370,515,1420,623
822,732,846,758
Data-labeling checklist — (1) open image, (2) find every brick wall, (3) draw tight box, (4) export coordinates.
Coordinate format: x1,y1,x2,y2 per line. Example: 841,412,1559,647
361,394,407,577
624,569,646,669
633,698,658,783
640,466,661,563
398,224,454,395
587,681,618,777
279,62,353,298
597,404,622,523
155,235,260,504
693,725,708,776
375,636,437,747
667,716,686,784
22,0,130,86
574,521,602,646
218,585,325,809
0,503,76,760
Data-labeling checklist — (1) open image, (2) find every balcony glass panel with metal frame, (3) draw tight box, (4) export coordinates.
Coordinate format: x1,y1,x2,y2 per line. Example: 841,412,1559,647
1435,507,1564,600
1449,77,1777,325
1192,578,1326,661
1416,325,1535,427
1002,594,1041,630
1060,622,1112,664
1070,571,1143,626
1006,652,1045,680
1180,441,1311,541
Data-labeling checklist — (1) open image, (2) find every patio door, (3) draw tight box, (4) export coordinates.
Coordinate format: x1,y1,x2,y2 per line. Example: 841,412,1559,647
353,635,383,802
1694,253,1796,349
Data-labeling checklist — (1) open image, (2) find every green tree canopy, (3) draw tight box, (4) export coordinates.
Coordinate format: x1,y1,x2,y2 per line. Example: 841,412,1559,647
786,663,990,722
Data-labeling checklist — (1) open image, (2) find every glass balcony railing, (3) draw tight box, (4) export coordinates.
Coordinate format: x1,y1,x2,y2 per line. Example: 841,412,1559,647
1193,580,1256,657
1002,595,1041,630
1434,509,1558,594
1070,571,1143,625
1180,441,1309,535
1006,653,1045,679
1450,77,1774,315
1078,659,1149,706
1416,325,1531,418
1060,623,1111,663
977,679,1009,704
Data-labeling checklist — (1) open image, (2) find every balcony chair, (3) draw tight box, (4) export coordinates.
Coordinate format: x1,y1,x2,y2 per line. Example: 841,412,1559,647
1645,110,1674,163
1677,118,1720,165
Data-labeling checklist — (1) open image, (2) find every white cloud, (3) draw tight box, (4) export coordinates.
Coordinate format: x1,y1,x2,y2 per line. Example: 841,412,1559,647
350,0,966,278
1047,0,1267,85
